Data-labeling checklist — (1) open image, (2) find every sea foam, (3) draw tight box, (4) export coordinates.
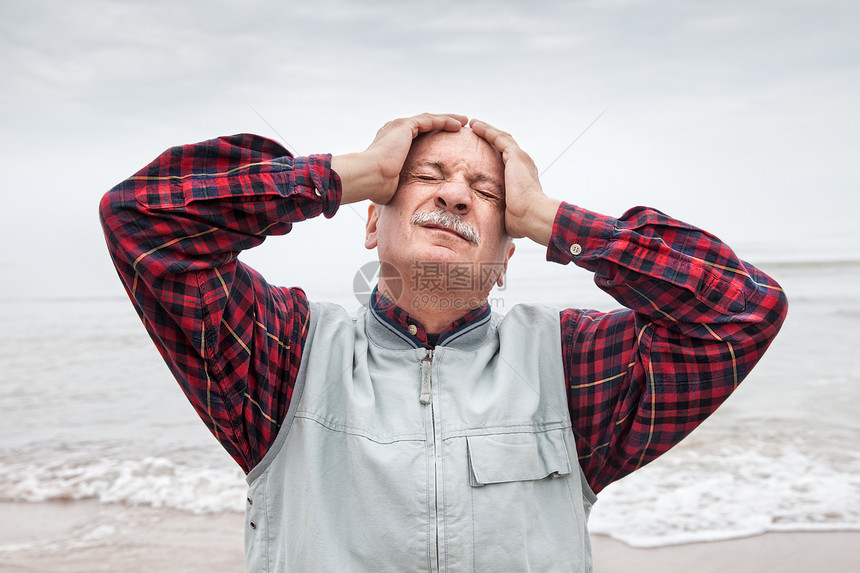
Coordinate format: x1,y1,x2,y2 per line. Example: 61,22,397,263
0,454,247,514
588,430,860,546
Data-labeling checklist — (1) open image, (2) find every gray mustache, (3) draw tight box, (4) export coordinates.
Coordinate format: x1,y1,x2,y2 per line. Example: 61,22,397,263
410,209,481,245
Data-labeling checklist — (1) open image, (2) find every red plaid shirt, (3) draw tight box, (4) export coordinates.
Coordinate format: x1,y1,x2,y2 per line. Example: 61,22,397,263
100,133,787,493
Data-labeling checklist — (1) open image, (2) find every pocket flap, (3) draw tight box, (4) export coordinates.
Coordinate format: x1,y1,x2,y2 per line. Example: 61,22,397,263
467,430,572,487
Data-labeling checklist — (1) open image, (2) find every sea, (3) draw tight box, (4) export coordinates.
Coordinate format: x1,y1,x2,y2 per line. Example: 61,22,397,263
1,244,859,549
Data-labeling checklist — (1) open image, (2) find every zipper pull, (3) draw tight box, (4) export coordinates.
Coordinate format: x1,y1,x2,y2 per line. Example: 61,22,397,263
419,349,434,405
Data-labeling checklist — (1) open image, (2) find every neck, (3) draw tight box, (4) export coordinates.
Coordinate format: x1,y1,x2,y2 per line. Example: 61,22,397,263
378,278,489,334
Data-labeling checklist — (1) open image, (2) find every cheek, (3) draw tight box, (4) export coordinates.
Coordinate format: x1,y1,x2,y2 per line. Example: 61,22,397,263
478,227,510,264
374,206,415,254
482,208,508,241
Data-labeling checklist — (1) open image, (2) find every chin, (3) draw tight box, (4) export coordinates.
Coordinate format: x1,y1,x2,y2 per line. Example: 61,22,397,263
414,243,472,265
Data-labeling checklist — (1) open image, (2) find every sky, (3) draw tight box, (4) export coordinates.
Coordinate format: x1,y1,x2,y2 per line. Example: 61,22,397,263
1,0,858,300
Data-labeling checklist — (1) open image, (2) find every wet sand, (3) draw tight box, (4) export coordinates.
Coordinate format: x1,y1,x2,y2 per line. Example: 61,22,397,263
1,501,858,572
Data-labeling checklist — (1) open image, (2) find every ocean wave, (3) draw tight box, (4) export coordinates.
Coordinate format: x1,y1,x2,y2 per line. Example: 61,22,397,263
0,455,247,514
2,430,859,548
588,436,860,547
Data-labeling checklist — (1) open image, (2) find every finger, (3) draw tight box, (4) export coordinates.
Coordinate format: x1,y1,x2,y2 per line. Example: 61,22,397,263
469,118,518,154
471,119,539,178
433,113,469,129
409,113,468,137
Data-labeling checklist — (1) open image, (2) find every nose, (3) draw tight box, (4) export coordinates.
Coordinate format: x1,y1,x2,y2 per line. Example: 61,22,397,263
434,179,472,214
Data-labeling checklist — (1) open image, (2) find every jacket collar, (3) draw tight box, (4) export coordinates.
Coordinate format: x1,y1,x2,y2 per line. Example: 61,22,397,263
367,287,493,351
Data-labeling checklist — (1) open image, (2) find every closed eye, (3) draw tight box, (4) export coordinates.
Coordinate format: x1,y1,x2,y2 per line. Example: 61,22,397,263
474,188,501,201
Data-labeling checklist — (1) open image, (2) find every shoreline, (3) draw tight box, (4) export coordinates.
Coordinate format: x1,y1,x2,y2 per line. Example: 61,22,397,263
590,531,860,572
0,500,244,573
2,501,859,572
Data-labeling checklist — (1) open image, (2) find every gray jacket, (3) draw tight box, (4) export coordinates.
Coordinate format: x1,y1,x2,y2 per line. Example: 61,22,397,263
245,301,597,572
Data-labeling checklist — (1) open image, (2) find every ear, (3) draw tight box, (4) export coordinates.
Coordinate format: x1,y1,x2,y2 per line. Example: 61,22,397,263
365,203,380,250
497,239,516,287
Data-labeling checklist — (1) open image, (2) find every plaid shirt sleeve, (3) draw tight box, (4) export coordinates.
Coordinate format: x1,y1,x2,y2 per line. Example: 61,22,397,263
99,134,341,473
547,203,788,494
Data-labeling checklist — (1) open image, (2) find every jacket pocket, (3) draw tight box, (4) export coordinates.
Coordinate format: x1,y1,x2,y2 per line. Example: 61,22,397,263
466,429,572,487
461,428,589,571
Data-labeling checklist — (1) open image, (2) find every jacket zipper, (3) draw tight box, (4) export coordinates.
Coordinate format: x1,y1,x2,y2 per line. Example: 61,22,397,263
420,348,441,570
420,348,434,404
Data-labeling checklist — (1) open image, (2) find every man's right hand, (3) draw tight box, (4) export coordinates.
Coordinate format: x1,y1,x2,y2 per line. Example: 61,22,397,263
333,113,467,205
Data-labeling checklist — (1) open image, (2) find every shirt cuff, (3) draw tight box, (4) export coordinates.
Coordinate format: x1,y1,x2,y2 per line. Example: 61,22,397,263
294,154,342,219
546,201,618,265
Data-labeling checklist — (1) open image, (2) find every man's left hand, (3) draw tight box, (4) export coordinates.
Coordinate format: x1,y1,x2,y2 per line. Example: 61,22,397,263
470,119,561,246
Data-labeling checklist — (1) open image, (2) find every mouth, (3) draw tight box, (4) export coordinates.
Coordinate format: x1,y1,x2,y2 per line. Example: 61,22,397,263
420,223,469,241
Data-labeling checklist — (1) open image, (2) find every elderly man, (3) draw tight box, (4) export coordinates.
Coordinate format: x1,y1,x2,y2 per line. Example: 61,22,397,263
100,113,787,572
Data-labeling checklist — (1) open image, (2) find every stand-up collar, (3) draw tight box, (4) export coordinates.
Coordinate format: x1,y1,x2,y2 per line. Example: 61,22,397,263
367,286,493,351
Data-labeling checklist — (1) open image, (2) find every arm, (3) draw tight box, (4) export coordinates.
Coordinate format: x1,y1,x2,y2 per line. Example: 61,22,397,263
99,134,339,472
470,119,788,494
99,114,468,472
550,204,787,493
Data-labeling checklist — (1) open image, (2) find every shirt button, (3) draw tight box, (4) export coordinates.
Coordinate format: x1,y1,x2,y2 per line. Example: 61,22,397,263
313,187,322,197
408,325,418,336
569,243,583,256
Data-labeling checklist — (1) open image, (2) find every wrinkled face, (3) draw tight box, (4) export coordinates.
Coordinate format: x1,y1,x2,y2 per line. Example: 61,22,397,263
365,127,515,294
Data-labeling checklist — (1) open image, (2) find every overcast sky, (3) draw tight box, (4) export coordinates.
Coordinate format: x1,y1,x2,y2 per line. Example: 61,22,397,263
1,0,858,300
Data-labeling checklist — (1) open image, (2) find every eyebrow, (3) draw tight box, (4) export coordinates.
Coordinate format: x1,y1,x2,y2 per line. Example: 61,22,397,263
412,160,504,195
414,160,445,174
471,173,504,195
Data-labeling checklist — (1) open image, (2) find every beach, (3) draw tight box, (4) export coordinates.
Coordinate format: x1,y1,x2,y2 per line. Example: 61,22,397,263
0,501,244,573
1,257,859,570
2,0,858,569
2,500,858,572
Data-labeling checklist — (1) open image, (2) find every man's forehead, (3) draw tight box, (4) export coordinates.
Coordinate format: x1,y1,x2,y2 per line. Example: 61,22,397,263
405,128,504,180
409,126,497,156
